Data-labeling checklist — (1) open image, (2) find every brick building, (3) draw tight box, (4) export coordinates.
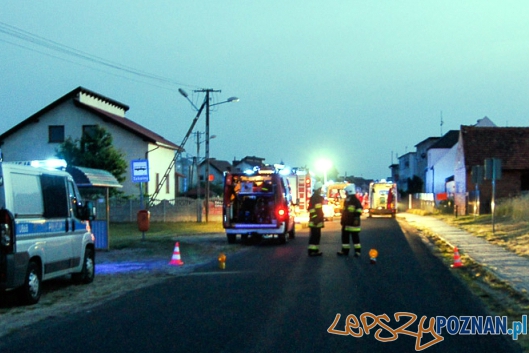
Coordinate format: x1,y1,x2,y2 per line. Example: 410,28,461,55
454,125,529,215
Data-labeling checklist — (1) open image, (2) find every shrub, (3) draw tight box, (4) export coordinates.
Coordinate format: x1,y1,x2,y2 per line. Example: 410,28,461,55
496,194,529,222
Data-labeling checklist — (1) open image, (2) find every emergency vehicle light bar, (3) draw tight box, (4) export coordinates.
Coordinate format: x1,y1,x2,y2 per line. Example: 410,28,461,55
7,159,67,170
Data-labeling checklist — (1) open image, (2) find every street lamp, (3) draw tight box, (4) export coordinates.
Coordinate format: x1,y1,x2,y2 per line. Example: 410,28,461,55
203,92,239,222
179,88,239,222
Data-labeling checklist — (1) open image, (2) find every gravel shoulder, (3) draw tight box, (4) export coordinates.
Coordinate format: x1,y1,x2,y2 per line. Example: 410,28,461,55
0,233,246,338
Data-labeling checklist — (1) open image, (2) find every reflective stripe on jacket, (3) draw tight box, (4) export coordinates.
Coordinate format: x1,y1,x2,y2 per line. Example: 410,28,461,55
308,193,324,228
341,195,362,231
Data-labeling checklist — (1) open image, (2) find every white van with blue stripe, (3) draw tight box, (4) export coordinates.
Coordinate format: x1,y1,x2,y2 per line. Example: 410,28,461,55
0,160,96,305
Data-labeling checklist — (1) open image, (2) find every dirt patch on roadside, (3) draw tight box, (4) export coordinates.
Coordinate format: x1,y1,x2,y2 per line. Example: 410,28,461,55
0,233,246,338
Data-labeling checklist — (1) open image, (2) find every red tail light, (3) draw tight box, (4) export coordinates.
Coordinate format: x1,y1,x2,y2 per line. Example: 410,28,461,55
276,206,288,222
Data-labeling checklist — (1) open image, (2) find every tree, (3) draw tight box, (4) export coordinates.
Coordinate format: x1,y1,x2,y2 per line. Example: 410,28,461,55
56,126,127,188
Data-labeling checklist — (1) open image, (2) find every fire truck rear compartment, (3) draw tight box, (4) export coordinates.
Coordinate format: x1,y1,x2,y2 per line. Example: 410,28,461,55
230,194,276,225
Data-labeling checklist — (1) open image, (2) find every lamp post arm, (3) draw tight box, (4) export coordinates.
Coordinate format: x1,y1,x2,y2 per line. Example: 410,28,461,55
148,99,207,206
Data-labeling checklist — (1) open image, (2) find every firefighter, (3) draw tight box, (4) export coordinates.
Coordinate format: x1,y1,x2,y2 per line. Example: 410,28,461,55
337,184,363,257
308,181,324,256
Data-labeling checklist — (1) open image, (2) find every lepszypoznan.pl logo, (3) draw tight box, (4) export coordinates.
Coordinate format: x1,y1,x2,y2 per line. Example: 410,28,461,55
328,312,527,351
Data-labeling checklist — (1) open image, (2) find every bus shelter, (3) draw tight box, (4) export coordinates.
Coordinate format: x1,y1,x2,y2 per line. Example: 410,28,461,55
67,166,122,250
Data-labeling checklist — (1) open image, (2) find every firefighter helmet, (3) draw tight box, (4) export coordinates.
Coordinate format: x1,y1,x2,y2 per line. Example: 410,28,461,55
313,181,323,191
345,184,356,195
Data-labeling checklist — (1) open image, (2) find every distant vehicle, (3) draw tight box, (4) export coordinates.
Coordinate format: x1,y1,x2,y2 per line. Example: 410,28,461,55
322,197,335,221
368,180,398,218
326,182,350,216
0,160,96,305
222,166,295,244
281,166,335,222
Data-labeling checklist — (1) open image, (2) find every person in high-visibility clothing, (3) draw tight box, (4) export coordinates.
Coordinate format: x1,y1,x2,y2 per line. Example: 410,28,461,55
308,181,325,256
337,184,363,257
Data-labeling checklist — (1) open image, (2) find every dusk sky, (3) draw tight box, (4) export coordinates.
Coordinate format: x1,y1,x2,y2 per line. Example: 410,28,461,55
1,1,528,180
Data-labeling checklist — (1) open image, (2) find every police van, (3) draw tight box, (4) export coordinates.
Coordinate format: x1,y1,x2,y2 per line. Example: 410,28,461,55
0,160,96,305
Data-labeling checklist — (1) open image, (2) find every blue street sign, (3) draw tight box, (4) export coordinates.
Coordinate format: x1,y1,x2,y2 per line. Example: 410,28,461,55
131,159,149,183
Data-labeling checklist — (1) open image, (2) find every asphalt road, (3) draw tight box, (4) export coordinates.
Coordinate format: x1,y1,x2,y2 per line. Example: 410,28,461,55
0,218,522,353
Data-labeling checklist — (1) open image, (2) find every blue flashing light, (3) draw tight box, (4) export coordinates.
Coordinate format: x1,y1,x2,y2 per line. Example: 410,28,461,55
30,159,67,170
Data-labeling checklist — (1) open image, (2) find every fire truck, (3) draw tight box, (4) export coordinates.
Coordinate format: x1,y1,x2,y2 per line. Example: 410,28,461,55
284,167,312,224
222,166,296,244
368,180,398,218
284,167,337,222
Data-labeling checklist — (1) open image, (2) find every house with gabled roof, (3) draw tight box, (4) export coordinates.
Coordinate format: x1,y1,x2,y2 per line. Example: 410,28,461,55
232,156,266,172
425,130,460,197
454,125,529,215
0,86,182,199
415,137,441,192
198,158,232,189
396,151,417,193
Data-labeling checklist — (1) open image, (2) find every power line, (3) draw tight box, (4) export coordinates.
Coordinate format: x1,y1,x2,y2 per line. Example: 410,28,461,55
0,21,199,90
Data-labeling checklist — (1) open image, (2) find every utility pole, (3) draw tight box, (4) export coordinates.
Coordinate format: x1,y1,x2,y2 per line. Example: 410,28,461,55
194,88,220,222
195,131,202,222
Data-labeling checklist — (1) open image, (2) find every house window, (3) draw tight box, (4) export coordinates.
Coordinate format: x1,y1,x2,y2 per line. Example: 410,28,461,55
82,125,98,139
49,125,65,143
166,175,170,194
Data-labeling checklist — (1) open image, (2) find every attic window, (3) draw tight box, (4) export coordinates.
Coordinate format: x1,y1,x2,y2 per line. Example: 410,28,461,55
49,125,65,143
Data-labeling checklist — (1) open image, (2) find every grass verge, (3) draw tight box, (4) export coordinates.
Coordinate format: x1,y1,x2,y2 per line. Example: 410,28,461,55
402,216,529,352
108,221,224,248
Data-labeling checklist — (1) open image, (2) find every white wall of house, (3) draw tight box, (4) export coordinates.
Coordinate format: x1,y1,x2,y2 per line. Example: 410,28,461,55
144,145,178,199
1,102,81,162
454,137,468,214
397,152,417,192
426,144,457,196
1,98,179,198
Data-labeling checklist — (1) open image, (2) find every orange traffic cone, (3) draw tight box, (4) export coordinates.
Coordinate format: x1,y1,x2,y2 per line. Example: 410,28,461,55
451,247,463,268
169,242,184,266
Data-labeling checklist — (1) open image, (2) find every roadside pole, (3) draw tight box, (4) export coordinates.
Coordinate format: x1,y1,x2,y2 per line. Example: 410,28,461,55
485,158,501,234
132,159,150,240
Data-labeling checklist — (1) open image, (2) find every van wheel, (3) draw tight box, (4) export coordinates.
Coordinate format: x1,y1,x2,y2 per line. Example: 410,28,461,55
278,232,288,244
227,234,236,244
18,261,41,305
72,248,95,284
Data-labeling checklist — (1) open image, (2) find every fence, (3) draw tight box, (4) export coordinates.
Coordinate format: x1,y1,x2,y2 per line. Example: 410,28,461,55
101,197,223,223
403,193,455,214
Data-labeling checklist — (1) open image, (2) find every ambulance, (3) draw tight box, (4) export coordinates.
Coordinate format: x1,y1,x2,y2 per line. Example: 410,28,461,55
368,180,398,218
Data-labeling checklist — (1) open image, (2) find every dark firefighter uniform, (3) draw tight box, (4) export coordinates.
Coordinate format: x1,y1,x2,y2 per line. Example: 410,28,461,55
308,185,324,256
337,194,363,256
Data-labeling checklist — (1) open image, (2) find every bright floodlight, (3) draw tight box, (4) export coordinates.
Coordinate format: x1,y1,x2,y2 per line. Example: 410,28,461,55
316,159,333,185
317,159,333,172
